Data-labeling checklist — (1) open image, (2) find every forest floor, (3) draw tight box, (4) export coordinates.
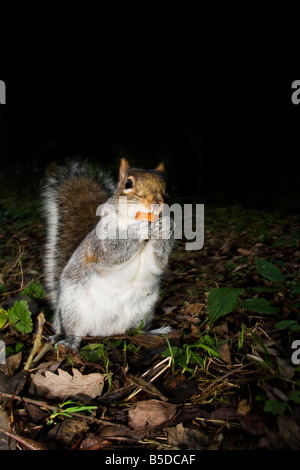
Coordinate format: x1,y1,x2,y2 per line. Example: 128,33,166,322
0,194,300,450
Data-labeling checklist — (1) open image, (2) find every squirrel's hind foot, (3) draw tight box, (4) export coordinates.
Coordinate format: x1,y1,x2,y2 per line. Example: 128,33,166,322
49,335,81,353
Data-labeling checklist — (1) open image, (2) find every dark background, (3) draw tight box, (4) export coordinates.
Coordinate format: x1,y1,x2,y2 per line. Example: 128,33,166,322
0,66,299,213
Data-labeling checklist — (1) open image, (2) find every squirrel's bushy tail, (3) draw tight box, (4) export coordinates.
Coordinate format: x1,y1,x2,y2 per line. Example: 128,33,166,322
43,160,115,307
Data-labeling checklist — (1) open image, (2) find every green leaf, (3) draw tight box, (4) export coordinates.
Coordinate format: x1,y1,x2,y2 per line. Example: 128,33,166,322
0,284,7,295
0,308,8,328
80,343,109,365
255,258,284,282
7,300,33,334
288,390,300,404
60,401,97,414
243,297,279,315
207,287,245,322
264,399,287,415
21,281,46,300
275,320,300,332
291,284,300,295
160,345,182,359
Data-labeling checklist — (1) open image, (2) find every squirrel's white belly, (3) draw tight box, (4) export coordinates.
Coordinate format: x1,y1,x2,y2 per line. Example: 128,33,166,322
61,241,163,337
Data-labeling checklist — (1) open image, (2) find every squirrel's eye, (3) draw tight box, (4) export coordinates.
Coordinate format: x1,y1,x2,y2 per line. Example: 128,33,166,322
125,178,133,190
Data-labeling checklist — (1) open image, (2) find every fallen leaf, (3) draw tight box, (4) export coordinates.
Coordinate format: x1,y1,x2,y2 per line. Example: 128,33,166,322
166,422,209,450
276,357,295,380
0,428,47,450
181,303,204,316
0,368,27,395
237,398,251,416
237,248,253,257
209,407,237,421
160,374,199,403
25,404,49,423
30,368,104,400
278,415,300,450
47,417,90,448
208,408,266,436
80,433,111,450
218,343,232,365
211,321,228,336
5,352,22,376
128,399,177,430
0,407,16,450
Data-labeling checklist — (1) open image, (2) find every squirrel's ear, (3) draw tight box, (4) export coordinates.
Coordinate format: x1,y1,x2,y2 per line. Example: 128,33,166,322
119,158,130,181
155,162,165,173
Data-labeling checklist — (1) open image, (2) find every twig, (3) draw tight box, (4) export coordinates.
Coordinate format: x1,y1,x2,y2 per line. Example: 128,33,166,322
125,356,172,401
30,341,54,367
201,363,250,394
24,312,46,371
0,427,47,450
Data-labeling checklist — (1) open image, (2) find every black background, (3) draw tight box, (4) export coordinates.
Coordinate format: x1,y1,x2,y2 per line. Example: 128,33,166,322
0,61,299,213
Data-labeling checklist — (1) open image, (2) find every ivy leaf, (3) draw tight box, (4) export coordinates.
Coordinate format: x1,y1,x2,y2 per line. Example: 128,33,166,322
243,297,279,315
7,300,33,334
255,258,284,282
207,287,245,322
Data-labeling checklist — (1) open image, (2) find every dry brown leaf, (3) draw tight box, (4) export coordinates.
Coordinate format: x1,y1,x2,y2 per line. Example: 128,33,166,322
167,422,209,450
211,321,228,336
30,368,104,400
218,342,232,365
209,408,266,437
128,399,177,430
181,303,204,316
237,398,251,416
5,352,23,376
237,248,253,257
0,407,16,450
48,417,90,447
277,415,300,450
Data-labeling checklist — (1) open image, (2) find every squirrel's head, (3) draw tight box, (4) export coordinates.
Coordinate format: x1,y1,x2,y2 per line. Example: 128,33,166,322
116,158,167,218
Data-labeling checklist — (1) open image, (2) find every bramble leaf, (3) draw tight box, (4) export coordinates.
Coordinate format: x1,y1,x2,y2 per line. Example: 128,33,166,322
243,297,279,315
22,281,46,300
7,300,33,334
275,320,300,332
207,287,245,322
255,258,284,282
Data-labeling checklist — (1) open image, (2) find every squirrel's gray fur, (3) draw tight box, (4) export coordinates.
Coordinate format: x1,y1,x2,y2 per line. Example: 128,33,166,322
43,159,174,350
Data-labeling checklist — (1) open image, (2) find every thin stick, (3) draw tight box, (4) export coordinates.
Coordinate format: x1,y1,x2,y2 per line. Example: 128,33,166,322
125,356,172,401
0,427,47,450
201,363,250,394
24,312,45,371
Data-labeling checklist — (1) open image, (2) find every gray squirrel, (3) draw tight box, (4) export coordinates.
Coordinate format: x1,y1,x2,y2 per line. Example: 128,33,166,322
43,158,174,350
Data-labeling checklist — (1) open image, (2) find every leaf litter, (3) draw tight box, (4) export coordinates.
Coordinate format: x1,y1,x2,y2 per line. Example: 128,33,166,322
0,200,300,450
